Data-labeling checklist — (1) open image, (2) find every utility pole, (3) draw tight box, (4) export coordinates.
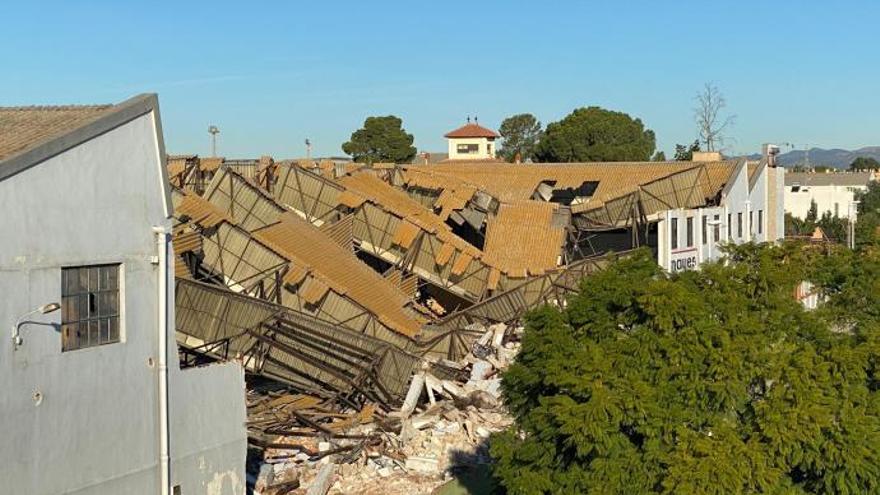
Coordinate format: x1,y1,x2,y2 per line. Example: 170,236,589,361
208,125,220,157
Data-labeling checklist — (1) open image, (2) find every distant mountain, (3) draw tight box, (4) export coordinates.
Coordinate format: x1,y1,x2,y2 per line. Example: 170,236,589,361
744,146,880,169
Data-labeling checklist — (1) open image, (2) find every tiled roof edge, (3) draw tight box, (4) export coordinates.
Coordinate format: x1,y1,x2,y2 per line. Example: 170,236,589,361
0,93,161,183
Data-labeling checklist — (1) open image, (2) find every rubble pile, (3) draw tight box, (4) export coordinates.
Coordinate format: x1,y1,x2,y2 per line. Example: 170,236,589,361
248,323,521,495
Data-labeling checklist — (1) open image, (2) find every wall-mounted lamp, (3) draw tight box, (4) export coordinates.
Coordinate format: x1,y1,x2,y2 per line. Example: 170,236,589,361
11,302,61,351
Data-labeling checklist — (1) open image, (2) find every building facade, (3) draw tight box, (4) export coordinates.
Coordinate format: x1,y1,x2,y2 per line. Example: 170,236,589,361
658,159,785,273
0,95,246,494
784,171,875,219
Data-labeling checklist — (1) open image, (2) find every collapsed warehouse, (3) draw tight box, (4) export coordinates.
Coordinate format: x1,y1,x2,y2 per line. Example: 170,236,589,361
166,153,774,491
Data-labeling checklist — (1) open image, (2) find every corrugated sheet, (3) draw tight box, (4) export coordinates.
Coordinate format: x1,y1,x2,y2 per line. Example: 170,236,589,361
434,242,455,266
253,213,424,337
175,193,231,228
483,201,566,276
338,190,366,208
401,161,737,209
319,214,354,250
300,276,330,305
392,220,420,249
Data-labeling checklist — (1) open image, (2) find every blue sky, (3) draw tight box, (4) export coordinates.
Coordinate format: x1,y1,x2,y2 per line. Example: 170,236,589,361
3,1,878,158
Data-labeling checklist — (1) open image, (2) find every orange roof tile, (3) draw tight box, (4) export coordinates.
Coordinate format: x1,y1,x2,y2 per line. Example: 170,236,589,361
444,122,499,139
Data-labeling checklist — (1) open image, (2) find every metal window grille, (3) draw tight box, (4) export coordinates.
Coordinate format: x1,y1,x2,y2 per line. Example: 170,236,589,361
61,264,120,351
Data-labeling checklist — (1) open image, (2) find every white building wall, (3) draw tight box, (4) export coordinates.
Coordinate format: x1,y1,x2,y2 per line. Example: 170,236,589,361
785,183,866,219
657,161,782,273
447,137,495,160
0,112,245,494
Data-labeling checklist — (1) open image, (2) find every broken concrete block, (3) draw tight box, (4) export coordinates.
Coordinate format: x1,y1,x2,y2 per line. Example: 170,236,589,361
306,464,336,495
469,360,493,382
410,414,438,430
400,372,426,419
468,390,499,410
318,441,332,452
254,463,275,493
405,456,439,474
490,323,507,349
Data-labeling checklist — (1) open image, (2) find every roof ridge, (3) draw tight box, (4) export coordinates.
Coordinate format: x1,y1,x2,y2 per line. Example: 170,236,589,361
0,104,113,111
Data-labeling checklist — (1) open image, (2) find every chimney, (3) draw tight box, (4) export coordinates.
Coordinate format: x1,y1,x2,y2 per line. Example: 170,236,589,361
762,143,780,167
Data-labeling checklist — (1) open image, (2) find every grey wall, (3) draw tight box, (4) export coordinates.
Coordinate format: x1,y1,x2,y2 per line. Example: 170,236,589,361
0,111,245,494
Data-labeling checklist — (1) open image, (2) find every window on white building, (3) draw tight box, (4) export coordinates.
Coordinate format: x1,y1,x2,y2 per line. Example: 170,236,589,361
701,216,707,245
671,218,678,250
713,214,720,242
61,264,121,352
686,217,694,247
758,210,763,234
737,212,743,238
456,143,479,154
749,211,754,236
834,202,840,217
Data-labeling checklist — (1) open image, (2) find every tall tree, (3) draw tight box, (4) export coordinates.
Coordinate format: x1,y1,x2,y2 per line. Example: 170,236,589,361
652,151,667,161
694,83,735,152
497,113,543,162
850,156,880,171
490,245,880,494
532,106,655,162
341,115,417,164
673,140,701,161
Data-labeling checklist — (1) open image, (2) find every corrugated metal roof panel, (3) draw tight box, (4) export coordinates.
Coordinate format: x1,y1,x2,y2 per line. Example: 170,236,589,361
434,242,455,266
392,220,420,249
253,213,423,337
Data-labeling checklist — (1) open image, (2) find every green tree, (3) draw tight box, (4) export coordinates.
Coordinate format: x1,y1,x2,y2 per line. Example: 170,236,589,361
532,107,655,162
498,113,543,162
673,140,701,161
341,115,417,164
850,156,880,171
491,245,880,494
855,182,880,248
652,151,667,161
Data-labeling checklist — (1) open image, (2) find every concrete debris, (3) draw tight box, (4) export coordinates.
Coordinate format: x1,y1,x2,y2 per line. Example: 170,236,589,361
246,322,520,494
306,464,336,495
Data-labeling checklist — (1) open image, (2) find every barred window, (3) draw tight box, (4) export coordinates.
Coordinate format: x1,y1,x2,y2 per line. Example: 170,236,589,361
61,265,120,351
456,143,479,154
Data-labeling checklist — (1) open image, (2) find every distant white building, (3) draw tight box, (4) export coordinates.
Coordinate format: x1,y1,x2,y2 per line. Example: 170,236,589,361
784,171,875,219
0,94,246,494
444,119,499,161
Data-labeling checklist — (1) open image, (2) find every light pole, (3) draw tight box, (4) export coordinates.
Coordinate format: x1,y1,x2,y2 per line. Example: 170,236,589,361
11,302,61,350
208,125,220,157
